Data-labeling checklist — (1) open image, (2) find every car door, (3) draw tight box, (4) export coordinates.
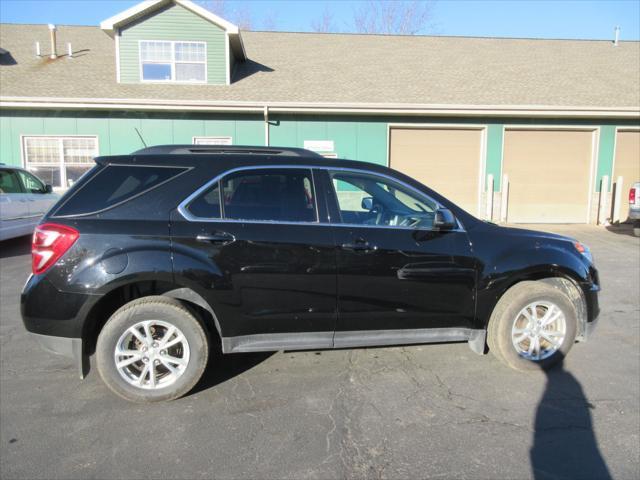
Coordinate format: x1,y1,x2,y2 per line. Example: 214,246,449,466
323,168,477,347
0,169,32,241
171,166,337,351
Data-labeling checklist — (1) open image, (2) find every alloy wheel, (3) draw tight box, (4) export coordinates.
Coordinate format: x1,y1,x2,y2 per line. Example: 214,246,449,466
114,320,190,389
511,301,566,361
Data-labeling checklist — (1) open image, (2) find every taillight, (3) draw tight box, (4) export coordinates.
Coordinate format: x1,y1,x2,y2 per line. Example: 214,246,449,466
630,188,637,204
32,223,79,275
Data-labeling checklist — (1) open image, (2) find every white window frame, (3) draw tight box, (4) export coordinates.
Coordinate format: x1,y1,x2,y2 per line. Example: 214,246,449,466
193,136,233,145
139,40,207,84
21,135,99,189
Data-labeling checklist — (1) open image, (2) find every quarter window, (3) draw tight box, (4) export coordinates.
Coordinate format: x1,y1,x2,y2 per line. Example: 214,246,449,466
330,171,437,228
22,136,98,189
53,165,187,217
140,41,206,83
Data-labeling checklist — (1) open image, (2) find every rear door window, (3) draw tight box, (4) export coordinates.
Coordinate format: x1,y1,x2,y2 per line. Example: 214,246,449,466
185,168,317,223
54,165,188,216
222,169,316,222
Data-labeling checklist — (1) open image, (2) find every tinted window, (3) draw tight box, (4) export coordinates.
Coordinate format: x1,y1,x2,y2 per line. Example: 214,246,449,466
0,170,23,194
331,171,436,228
220,169,316,222
54,165,187,216
186,182,221,218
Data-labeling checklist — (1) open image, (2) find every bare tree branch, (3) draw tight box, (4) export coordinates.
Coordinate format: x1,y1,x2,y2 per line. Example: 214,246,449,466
311,5,336,33
353,0,433,35
200,0,252,30
233,4,253,30
262,10,279,31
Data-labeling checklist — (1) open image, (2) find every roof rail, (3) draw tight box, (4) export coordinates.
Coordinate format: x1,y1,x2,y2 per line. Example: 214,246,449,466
132,145,325,157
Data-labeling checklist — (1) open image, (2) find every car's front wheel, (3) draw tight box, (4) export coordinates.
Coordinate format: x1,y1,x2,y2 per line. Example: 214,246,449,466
487,281,577,371
96,296,209,402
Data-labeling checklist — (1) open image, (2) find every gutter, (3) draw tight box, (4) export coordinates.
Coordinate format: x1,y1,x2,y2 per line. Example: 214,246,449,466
1,97,639,119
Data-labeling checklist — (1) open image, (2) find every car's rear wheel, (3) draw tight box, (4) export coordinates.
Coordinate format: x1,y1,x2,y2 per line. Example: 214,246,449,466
487,281,577,371
96,296,209,402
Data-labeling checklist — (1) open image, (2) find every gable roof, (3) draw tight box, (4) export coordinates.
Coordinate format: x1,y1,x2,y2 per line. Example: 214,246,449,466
0,23,639,117
100,0,245,60
101,0,238,34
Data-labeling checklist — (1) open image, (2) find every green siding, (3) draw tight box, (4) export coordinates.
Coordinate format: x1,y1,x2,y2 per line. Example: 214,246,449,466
486,124,504,191
269,116,387,166
2,110,638,199
0,111,264,164
595,125,616,192
119,3,227,85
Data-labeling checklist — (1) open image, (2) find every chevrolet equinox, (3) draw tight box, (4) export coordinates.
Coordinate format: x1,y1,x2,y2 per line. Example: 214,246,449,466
21,145,600,402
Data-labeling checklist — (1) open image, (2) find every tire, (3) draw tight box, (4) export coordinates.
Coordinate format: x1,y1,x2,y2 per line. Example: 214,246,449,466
487,281,577,371
96,296,209,402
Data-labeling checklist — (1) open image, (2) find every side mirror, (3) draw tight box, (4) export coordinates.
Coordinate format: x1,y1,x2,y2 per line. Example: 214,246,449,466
433,208,456,230
44,184,53,193
361,196,373,211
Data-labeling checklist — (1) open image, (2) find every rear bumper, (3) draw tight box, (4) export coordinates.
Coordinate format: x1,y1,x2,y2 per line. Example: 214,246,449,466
628,209,640,220
22,274,97,379
21,274,98,338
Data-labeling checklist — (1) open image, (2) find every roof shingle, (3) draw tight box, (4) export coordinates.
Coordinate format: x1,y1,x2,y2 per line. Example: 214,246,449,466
1,23,639,109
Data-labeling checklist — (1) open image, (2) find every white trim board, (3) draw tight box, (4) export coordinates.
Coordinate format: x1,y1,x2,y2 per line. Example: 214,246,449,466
610,126,640,189
2,98,638,118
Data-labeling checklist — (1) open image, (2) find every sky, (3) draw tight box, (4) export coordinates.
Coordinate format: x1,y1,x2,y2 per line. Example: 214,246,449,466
0,0,639,40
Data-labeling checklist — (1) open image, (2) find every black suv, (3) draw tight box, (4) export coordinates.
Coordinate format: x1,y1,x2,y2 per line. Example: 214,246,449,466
22,145,600,402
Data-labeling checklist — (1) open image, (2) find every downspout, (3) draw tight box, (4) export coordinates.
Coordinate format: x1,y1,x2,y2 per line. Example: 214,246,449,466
264,105,270,146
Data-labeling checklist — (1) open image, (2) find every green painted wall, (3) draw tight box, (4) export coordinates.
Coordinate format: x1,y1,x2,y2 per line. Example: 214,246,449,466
269,115,388,166
2,110,637,198
119,3,227,84
0,111,264,166
486,124,504,191
595,125,616,192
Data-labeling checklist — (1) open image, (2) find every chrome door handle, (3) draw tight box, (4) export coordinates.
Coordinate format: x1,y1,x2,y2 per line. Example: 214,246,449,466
196,232,236,245
341,239,377,252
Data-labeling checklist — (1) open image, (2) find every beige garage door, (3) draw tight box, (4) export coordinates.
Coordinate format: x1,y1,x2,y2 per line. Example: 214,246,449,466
389,127,483,214
613,130,640,222
503,129,594,223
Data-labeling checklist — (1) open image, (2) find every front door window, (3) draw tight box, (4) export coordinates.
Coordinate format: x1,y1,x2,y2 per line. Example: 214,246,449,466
331,171,437,229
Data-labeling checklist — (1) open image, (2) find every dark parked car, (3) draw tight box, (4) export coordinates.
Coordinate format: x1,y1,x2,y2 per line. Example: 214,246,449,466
22,145,600,402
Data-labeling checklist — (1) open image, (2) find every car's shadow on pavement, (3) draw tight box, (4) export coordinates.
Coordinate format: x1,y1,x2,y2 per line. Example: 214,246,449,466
605,223,639,238
190,337,274,395
531,355,611,479
0,235,31,259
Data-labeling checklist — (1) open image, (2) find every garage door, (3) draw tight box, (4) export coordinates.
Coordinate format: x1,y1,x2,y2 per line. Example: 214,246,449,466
389,127,483,214
503,129,594,223
613,130,640,222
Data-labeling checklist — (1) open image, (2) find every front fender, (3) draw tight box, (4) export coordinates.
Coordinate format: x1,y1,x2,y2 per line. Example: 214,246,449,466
472,231,598,330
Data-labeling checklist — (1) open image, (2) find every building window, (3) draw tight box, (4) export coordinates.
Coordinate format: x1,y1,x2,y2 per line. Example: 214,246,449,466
193,136,233,146
22,136,98,189
140,41,206,83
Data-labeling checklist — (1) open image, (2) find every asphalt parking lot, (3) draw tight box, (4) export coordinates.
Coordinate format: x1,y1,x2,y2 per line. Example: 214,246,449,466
1,224,638,480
